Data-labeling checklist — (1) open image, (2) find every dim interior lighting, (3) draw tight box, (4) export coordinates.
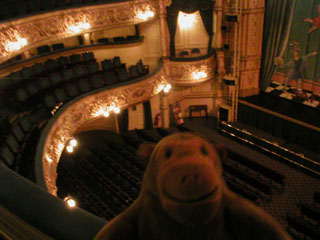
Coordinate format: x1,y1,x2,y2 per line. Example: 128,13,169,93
66,145,74,153
5,38,27,52
70,139,77,147
136,7,154,20
163,84,172,93
192,71,207,80
103,111,110,117
68,22,91,33
178,12,196,29
64,196,76,208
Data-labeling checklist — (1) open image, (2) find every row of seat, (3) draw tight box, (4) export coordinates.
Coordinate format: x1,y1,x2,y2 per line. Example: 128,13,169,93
286,213,320,240
0,52,150,177
223,172,261,204
97,35,140,44
55,125,292,221
58,164,118,220
36,34,141,57
222,161,272,202
228,150,285,185
56,128,189,219
0,52,95,94
0,0,124,21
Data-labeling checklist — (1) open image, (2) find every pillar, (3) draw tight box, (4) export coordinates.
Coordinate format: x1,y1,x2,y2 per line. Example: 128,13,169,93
159,0,168,57
215,0,226,75
160,92,170,128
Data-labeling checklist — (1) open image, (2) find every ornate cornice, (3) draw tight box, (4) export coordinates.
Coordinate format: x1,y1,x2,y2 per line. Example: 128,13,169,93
0,0,159,63
163,55,216,86
36,66,167,195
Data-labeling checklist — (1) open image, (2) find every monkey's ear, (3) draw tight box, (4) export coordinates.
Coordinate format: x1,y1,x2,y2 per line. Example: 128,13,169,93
214,143,228,161
137,142,157,163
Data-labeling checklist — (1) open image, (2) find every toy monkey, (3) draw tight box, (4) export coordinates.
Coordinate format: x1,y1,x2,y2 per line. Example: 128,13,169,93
95,133,291,240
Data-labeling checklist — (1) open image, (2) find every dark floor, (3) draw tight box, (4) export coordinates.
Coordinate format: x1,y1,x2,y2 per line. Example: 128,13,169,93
183,117,320,228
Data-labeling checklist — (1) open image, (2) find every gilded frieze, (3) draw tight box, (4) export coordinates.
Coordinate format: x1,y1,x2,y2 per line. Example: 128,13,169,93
38,67,167,195
164,55,216,86
0,0,158,63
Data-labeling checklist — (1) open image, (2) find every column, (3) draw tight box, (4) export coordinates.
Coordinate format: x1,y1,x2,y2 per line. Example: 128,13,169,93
82,33,91,45
215,0,226,75
238,0,265,97
159,0,168,57
160,92,170,128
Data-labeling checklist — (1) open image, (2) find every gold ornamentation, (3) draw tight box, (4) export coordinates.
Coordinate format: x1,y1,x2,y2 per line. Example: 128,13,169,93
0,0,158,63
164,55,216,86
38,67,167,195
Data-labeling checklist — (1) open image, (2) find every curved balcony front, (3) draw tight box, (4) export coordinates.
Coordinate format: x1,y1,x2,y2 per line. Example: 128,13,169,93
0,0,159,64
163,53,216,86
35,61,167,195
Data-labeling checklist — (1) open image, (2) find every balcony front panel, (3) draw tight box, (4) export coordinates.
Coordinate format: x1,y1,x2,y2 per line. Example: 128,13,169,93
164,54,216,86
0,0,159,63
36,65,167,195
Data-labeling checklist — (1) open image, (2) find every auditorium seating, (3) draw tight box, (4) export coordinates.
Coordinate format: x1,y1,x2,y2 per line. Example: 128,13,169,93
0,51,151,180
228,151,285,185
55,125,291,220
286,213,320,240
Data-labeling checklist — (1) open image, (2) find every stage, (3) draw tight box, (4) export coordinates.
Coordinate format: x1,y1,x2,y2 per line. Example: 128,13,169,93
236,85,320,159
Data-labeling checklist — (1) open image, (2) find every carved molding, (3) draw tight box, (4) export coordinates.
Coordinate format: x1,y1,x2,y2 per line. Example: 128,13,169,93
37,67,167,195
164,55,216,86
0,0,159,63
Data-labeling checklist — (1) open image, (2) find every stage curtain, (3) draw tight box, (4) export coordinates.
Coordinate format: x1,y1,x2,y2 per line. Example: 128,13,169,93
117,108,128,132
199,0,213,54
259,0,296,91
166,0,213,57
143,101,153,130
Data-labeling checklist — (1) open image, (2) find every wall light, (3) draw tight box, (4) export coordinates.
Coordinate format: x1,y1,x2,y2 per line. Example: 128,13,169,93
163,84,172,93
114,107,121,114
68,22,91,34
136,7,154,20
64,196,76,208
103,111,110,117
70,139,77,147
178,12,196,29
5,38,27,52
66,145,74,153
47,156,53,163
192,71,207,80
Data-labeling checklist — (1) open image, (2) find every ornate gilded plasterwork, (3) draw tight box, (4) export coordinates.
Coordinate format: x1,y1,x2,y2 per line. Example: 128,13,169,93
0,0,159,63
37,67,167,195
164,55,216,86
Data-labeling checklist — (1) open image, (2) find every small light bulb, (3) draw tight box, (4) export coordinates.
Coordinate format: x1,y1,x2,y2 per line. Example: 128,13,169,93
83,23,91,30
70,139,77,147
104,111,110,117
66,145,73,153
64,196,76,208
164,84,172,93
114,107,120,114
